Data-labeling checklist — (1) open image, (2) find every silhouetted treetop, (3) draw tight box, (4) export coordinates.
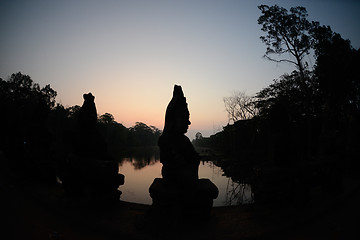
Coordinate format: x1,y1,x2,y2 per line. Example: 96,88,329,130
99,113,115,124
256,4,360,121
0,72,57,178
258,5,317,78
127,122,161,147
214,4,360,170
0,72,57,110
312,25,360,114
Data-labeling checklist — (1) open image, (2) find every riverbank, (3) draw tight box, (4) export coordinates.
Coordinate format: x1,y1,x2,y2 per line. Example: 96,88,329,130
2,171,360,240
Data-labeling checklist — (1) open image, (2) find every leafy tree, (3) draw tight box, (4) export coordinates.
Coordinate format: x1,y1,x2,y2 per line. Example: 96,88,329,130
99,113,115,124
67,105,81,119
96,113,128,156
256,17,360,121
0,73,57,113
150,125,162,142
256,5,345,121
256,5,360,165
258,5,317,80
312,25,360,115
255,70,319,120
128,122,161,146
40,84,57,109
0,72,57,137
0,73,57,180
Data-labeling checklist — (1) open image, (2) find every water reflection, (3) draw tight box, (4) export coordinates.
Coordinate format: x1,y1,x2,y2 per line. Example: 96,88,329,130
120,147,160,170
118,153,253,206
225,179,254,205
118,158,162,205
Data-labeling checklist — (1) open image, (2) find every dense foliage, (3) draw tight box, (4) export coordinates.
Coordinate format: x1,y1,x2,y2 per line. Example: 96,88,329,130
48,102,162,159
0,73,57,176
199,6,360,204
202,5,360,178
0,73,161,180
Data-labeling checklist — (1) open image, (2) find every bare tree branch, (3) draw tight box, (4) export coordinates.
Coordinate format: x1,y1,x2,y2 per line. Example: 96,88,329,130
224,91,258,123
263,55,298,65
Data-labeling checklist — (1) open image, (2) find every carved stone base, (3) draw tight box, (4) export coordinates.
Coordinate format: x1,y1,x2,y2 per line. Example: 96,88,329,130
149,178,219,220
61,158,125,203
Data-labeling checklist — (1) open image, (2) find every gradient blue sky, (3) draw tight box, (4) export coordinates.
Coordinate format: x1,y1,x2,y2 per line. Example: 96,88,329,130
1,0,359,139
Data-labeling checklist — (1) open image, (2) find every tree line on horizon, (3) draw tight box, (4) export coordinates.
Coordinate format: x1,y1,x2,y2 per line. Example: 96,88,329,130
50,103,162,154
0,72,162,180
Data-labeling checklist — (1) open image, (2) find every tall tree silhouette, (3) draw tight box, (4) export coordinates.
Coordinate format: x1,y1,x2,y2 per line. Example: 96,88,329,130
0,72,57,180
312,25,360,116
258,5,317,81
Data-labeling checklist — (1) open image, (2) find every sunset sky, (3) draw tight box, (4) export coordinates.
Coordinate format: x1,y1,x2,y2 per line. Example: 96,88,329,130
1,0,359,139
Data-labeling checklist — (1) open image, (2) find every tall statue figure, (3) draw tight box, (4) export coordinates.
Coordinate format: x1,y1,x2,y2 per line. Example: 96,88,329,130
148,85,218,227
159,85,200,186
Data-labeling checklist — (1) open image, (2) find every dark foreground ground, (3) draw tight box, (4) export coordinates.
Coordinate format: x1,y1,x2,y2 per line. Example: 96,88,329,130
1,166,360,240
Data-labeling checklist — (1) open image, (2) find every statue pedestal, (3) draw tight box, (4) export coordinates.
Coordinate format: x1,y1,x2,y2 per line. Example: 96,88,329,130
62,157,125,203
149,178,219,220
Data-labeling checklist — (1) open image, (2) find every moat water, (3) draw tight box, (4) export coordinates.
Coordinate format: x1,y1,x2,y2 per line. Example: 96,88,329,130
118,156,253,206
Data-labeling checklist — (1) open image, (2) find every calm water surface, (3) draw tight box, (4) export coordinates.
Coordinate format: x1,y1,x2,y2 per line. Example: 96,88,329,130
118,156,253,206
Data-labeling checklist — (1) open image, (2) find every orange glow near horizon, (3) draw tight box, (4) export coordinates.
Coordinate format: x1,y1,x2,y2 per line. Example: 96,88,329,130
85,75,228,135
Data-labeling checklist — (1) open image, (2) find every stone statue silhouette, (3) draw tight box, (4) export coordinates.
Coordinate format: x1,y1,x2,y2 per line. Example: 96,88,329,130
75,93,106,158
78,93,97,131
159,85,200,186
148,85,218,227
61,92,124,202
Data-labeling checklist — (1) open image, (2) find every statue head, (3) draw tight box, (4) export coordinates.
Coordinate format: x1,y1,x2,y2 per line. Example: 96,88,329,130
163,85,191,134
83,92,95,102
79,92,97,129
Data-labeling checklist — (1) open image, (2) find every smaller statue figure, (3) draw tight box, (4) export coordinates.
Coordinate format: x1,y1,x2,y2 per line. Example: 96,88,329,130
75,93,106,158
78,93,97,131
159,85,200,187
60,92,124,203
